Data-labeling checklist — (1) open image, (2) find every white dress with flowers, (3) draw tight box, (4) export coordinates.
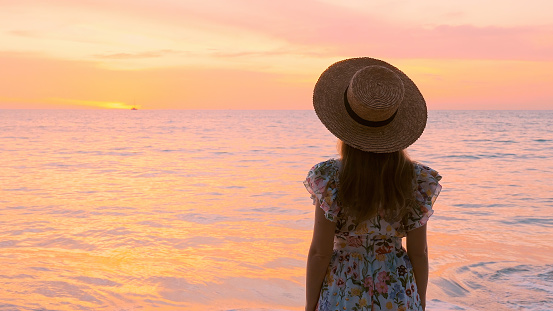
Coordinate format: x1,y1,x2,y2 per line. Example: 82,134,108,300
304,159,442,311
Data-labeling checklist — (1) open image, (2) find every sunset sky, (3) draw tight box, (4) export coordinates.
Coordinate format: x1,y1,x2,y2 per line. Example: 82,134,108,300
1,0,552,110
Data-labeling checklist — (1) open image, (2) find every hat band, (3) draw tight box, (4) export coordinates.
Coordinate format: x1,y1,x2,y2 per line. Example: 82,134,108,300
344,88,398,127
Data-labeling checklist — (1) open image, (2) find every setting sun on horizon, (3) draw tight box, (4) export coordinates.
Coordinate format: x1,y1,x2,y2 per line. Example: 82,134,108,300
1,0,552,110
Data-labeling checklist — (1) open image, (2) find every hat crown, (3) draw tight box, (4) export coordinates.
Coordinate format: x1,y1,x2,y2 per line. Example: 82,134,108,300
346,66,405,122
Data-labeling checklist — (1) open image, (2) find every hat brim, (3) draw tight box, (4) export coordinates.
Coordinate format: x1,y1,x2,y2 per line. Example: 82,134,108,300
313,57,427,153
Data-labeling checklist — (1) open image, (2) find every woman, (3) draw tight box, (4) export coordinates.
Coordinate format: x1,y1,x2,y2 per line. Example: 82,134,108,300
304,58,442,311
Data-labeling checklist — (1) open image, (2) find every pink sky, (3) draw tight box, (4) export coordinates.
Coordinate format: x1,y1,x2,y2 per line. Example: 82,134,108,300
1,0,552,109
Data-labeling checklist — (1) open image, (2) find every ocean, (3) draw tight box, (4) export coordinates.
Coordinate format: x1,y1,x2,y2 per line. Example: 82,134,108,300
1,110,552,310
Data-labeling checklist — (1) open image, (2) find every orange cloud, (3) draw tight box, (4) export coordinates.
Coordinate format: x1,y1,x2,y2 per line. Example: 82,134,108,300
4,0,553,67
1,52,553,110
397,59,553,109
0,52,313,110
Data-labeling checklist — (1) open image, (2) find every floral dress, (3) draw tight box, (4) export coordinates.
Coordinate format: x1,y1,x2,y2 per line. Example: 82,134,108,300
304,159,442,311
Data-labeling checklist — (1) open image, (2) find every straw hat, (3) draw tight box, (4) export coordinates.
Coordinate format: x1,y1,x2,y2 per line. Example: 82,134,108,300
313,57,427,153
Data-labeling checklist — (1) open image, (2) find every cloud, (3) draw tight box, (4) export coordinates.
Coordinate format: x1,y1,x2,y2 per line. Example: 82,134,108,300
96,0,551,61
5,0,553,62
1,50,553,110
0,52,314,110
93,49,183,59
210,47,331,58
146,2,550,61
8,30,39,38
210,4,553,61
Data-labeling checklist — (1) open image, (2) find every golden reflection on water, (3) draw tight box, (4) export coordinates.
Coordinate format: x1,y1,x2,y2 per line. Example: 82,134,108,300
2,199,310,309
2,130,311,309
1,110,553,310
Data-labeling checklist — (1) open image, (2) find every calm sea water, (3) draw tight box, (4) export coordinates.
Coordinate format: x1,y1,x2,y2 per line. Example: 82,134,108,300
1,110,552,311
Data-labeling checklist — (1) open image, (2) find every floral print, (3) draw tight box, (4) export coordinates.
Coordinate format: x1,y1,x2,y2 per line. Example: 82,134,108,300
304,159,442,311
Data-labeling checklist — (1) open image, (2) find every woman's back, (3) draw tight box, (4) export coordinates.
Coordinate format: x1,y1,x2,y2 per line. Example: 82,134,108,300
304,158,441,311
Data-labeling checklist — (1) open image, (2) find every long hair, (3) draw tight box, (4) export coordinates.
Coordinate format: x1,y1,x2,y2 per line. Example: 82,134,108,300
338,140,416,223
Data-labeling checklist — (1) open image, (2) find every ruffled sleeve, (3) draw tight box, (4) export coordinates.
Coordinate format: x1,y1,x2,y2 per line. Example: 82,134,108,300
304,160,340,222
404,164,442,231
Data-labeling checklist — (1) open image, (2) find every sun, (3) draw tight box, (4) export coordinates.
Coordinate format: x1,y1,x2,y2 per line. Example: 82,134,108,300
99,102,135,109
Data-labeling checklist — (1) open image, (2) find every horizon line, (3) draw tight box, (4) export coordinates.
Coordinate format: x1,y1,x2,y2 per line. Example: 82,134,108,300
2,108,552,111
